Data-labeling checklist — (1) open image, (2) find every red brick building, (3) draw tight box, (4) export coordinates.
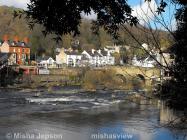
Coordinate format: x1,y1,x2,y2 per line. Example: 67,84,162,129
0,36,30,65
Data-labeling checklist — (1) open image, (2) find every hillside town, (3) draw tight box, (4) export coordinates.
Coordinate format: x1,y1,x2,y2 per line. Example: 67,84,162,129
0,1,187,139
0,36,174,74
0,36,172,74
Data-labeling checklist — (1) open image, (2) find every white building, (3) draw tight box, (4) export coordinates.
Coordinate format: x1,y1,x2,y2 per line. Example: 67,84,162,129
56,48,115,67
104,44,122,54
65,51,82,67
37,56,56,68
132,55,157,68
81,49,115,67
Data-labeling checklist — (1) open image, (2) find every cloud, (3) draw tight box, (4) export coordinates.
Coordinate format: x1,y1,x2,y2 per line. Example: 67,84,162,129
0,0,156,23
82,1,157,22
0,0,30,9
82,10,97,20
132,0,157,25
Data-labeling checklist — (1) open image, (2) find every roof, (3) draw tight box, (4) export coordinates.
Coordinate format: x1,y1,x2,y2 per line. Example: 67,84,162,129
100,50,108,56
64,51,82,55
93,51,102,57
36,56,54,62
86,51,102,57
145,55,157,62
0,40,30,48
86,51,94,57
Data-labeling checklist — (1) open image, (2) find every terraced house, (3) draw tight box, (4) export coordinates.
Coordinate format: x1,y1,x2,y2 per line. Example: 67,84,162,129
0,36,30,65
56,48,115,67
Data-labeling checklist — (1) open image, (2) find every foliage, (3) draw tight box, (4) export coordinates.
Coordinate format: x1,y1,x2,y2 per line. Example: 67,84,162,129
25,0,138,38
0,6,30,39
0,6,172,58
0,67,19,86
160,0,187,109
0,6,59,58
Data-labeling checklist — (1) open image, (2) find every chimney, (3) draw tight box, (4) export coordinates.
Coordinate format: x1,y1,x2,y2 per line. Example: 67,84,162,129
23,37,29,44
3,35,8,42
91,49,95,54
107,51,110,56
14,36,19,42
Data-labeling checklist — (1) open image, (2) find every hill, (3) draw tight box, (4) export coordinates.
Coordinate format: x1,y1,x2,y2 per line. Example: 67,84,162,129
0,6,173,58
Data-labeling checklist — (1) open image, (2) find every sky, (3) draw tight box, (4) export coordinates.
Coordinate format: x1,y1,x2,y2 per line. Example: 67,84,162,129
0,0,29,10
0,0,176,30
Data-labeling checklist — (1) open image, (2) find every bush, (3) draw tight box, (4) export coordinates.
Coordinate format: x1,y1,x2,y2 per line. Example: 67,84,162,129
82,69,121,90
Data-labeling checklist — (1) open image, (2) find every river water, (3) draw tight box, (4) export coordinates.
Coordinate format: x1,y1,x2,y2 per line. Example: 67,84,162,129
0,87,186,140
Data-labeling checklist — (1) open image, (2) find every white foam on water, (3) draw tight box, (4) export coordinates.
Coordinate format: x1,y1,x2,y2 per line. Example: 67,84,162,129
79,107,89,110
91,100,121,106
26,97,95,103
110,100,121,104
0,98,7,100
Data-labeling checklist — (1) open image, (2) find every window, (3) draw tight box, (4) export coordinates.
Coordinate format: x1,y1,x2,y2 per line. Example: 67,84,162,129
22,54,26,59
68,58,74,66
75,59,80,66
13,54,16,58
13,48,16,52
18,49,20,52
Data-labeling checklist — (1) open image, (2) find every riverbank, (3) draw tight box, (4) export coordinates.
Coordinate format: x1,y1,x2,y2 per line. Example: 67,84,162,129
0,66,161,95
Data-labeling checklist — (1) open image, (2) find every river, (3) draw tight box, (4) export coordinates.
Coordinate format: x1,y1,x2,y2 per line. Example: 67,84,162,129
0,87,186,140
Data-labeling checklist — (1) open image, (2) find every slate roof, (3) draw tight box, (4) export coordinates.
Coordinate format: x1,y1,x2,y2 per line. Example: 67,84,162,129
64,51,82,55
0,40,30,48
100,50,108,56
86,51,103,57
36,56,54,62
